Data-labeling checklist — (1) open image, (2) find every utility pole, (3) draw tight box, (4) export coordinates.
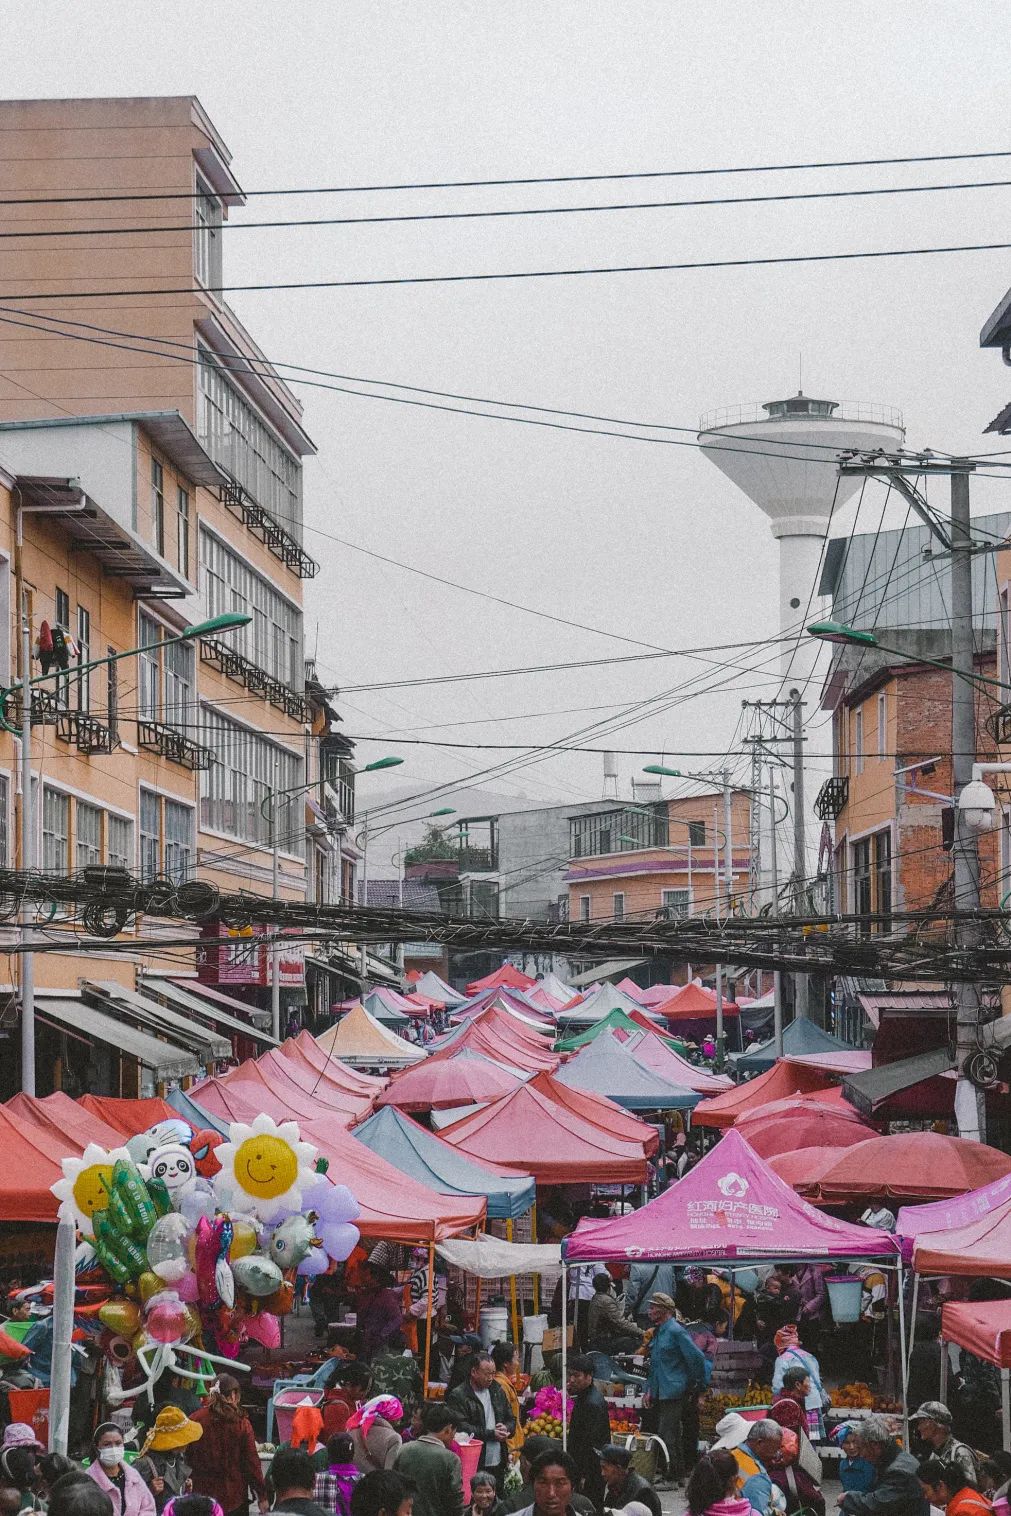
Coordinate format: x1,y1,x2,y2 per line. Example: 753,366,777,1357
950,464,986,1142
713,799,724,1064
270,749,281,1043
19,611,35,1095
789,691,809,1021
769,761,784,1058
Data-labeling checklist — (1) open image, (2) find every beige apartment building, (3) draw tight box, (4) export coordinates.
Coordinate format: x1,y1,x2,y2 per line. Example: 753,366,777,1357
0,96,354,1096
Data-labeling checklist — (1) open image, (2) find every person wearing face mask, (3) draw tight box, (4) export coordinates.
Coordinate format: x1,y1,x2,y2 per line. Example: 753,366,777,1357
87,1426,156,1516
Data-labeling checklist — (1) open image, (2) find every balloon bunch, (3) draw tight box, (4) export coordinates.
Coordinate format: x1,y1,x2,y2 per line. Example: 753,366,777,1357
51,1113,360,1402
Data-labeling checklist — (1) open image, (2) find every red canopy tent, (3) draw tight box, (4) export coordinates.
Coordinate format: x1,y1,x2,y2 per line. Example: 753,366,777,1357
246,1049,377,1121
528,1071,660,1156
766,1145,848,1195
693,1060,835,1128
9,1093,124,1150
733,1095,874,1158
0,1104,119,1222
78,1094,180,1134
431,1009,560,1074
280,1031,388,1093
940,1302,1011,1448
466,965,536,995
182,1082,485,1242
628,1031,734,1095
913,1196,1011,1276
377,1051,523,1112
439,1082,650,1184
653,983,741,1022
820,1132,1011,1204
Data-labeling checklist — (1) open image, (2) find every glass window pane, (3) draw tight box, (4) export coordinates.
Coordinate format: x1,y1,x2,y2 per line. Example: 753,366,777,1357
140,789,160,881
42,788,69,873
108,815,133,872
75,801,102,870
164,800,193,882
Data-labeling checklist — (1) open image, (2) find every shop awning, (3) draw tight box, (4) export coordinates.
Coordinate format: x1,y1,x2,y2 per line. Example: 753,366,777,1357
86,981,231,1062
140,976,280,1047
842,1047,957,1115
35,994,199,1081
167,977,271,1032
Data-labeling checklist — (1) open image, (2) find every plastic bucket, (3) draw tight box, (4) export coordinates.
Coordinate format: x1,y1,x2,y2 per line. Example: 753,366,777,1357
826,1274,863,1324
523,1314,547,1345
273,1389,325,1446
456,1437,482,1503
480,1305,509,1348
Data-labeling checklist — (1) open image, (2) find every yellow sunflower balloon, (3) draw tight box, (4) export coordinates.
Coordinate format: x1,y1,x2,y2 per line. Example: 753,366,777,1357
214,1113,318,1221
51,1143,131,1236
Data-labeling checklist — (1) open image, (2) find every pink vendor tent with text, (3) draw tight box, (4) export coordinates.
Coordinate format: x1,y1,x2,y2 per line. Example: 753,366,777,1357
563,1128,900,1263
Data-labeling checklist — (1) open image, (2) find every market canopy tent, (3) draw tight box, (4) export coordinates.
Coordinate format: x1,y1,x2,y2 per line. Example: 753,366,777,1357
466,964,536,995
653,982,741,1023
766,1145,849,1196
377,1050,523,1112
941,1301,1011,1365
733,1017,856,1074
413,971,466,1007
316,1004,426,1066
78,1094,180,1134
733,1095,874,1159
282,1031,388,1092
554,1007,686,1056
431,1009,560,1074
555,984,646,1027
436,1237,562,1276
626,1029,734,1094
564,1128,899,1264
537,972,576,1003
0,1104,120,1222
528,1071,660,1156
613,977,649,1004
785,1051,872,1076
897,1174,1011,1253
448,989,553,1029
9,1093,125,1149
354,1105,536,1220
693,1060,836,1129
362,987,413,1026
439,1081,650,1185
818,1132,1011,1204
181,1089,485,1243
214,1053,375,1124
913,1197,1011,1276
553,1030,702,1110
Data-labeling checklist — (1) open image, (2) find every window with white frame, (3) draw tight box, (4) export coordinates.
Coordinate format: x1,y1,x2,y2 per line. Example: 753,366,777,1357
76,605,90,713
42,788,69,873
579,894,591,922
107,814,133,873
877,692,887,760
138,614,194,730
164,800,194,882
197,347,303,537
75,801,102,871
151,458,165,557
0,775,8,867
612,891,625,921
199,528,302,687
140,789,160,881
661,887,690,918
200,708,302,848
176,487,190,579
853,708,864,775
194,179,222,291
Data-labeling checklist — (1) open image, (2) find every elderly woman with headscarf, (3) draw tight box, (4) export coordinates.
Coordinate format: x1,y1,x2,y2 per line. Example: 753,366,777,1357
346,1397,404,1474
771,1325,827,1440
766,1420,825,1516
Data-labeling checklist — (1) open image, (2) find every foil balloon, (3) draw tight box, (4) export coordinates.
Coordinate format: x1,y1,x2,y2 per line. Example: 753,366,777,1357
175,1270,199,1303
98,1298,142,1337
244,1311,280,1350
268,1213,321,1271
231,1254,283,1298
228,1218,258,1261
190,1130,224,1179
214,1114,318,1223
137,1270,165,1304
296,1249,329,1279
146,1213,192,1283
194,1216,234,1310
147,1144,198,1203
51,1143,131,1236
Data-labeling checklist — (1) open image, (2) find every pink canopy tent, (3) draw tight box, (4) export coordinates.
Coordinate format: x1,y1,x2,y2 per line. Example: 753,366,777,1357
694,1061,836,1128
377,1050,523,1111
280,1031,387,1093
733,1095,874,1159
8,1092,125,1148
639,984,677,1006
897,1173,1011,1256
614,977,650,1005
215,1053,374,1123
466,965,536,995
627,1030,734,1094
939,1302,1011,1448
564,1128,899,1263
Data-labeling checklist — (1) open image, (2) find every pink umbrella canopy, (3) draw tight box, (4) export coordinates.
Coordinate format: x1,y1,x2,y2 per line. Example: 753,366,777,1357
734,1095,873,1158
766,1145,854,1196
564,1128,898,1263
377,1050,523,1112
819,1131,1011,1203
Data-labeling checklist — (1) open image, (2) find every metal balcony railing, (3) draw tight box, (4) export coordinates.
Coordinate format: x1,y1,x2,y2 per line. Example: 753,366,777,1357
218,480,319,579
814,776,850,821
199,637,309,723
698,401,905,433
137,719,214,771
57,710,117,755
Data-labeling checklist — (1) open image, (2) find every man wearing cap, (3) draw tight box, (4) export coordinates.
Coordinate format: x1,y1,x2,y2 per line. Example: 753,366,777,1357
711,1415,782,1514
135,1407,203,1513
643,1293,708,1485
599,1445,661,1516
587,1275,640,1358
910,1403,979,1488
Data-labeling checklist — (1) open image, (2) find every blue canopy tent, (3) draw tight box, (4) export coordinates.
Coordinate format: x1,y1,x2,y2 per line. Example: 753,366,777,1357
732,1016,856,1075
354,1104,536,1220
553,1031,701,1110
166,1086,229,1135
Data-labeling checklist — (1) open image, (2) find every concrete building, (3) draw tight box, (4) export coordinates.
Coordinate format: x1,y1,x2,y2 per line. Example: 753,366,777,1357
0,96,351,1093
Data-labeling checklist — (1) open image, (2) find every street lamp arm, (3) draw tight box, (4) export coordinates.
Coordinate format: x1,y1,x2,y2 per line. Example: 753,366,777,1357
807,620,1005,693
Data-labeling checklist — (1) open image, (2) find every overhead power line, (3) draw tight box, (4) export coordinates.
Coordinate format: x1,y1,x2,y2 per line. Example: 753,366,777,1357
5,174,1011,237
3,238,1011,298
1,145,1010,203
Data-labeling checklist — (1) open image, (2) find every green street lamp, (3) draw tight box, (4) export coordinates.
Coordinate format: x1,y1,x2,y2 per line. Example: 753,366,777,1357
361,756,405,773
643,764,683,779
807,619,1004,691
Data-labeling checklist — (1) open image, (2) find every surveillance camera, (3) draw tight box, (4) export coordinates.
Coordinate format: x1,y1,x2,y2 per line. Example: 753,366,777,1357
958,778,997,834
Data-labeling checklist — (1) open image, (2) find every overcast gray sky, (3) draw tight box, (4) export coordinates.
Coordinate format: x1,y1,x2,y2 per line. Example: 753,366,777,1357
6,2,1011,843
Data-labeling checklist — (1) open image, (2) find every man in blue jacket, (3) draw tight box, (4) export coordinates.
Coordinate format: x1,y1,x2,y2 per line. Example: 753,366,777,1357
643,1292,709,1485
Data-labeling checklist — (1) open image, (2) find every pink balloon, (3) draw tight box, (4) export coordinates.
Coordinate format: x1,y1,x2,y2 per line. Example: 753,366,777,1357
245,1312,280,1349
175,1270,199,1302
146,1296,188,1344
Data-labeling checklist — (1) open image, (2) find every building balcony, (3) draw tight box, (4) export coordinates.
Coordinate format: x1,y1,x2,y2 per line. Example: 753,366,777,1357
199,636,309,723
137,719,214,771
986,703,1011,746
814,776,850,821
218,480,319,579
57,709,117,754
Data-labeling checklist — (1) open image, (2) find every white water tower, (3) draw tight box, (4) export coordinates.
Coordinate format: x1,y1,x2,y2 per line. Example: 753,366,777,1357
698,393,905,678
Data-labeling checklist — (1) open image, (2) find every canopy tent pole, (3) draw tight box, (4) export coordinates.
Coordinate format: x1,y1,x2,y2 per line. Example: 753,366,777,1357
561,1265,569,1452
423,1242,435,1393
940,1339,949,1402
1002,1368,1010,1453
896,1258,909,1446
506,1219,520,1346
532,1202,540,1314
904,1274,921,1403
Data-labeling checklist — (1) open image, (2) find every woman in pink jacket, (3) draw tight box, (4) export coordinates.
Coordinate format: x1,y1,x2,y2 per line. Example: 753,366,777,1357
87,1424,157,1516
686,1450,765,1516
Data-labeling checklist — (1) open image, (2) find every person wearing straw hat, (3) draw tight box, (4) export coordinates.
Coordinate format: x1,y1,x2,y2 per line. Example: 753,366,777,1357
135,1409,203,1514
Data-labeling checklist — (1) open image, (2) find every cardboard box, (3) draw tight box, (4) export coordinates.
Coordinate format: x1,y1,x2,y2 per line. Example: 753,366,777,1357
541,1326,574,1351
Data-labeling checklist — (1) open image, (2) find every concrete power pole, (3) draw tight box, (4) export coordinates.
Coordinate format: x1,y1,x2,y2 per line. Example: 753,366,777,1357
789,691,809,1021
950,466,986,1142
